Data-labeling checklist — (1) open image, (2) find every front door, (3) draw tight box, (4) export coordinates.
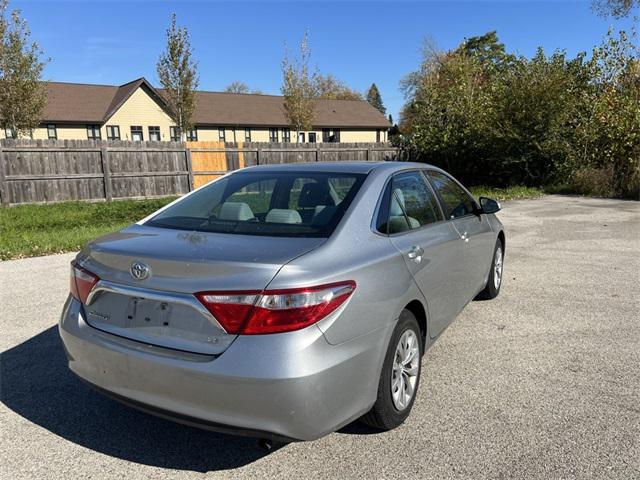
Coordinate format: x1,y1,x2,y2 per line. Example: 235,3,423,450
385,171,468,337
426,170,495,298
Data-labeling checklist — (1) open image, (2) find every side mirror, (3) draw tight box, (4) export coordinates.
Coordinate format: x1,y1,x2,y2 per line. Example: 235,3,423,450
479,196,501,214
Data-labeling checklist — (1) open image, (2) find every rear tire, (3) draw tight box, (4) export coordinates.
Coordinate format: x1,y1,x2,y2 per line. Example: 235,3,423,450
360,309,423,431
476,238,504,300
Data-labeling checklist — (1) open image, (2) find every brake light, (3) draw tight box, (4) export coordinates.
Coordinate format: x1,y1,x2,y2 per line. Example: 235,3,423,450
196,281,356,335
70,263,100,304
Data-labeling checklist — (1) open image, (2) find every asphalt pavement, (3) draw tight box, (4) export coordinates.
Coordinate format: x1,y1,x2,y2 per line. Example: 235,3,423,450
1,195,639,479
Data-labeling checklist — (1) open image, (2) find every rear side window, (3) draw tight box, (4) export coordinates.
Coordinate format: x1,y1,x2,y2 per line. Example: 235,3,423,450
378,171,443,234
146,171,366,238
426,170,476,219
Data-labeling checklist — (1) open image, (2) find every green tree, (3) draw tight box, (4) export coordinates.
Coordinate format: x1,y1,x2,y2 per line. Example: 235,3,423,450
281,31,318,138
316,73,362,100
0,0,48,138
365,83,386,114
156,13,198,140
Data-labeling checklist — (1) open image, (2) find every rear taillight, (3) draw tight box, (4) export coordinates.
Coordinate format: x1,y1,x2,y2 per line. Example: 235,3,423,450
70,263,100,304
196,281,356,335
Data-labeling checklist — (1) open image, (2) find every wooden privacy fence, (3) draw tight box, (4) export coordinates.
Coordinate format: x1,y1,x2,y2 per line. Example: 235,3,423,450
0,139,401,205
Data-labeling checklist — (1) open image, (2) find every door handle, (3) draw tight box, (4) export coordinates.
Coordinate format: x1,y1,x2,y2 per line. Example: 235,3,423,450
460,232,470,243
407,245,424,263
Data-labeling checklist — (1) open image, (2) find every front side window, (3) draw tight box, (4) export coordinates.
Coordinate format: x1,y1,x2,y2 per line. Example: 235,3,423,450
187,128,198,141
244,128,251,142
308,132,317,143
146,171,366,238
106,125,120,140
322,129,330,142
426,170,476,219
47,124,57,140
298,132,306,143
282,129,291,142
376,129,381,142
149,126,161,141
269,128,278,142
378,171,443,234
86,125,101,140
131,126,143,141
218,128,225,142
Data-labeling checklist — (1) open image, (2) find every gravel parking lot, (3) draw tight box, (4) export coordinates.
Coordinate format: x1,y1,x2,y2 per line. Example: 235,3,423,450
1,195,639,479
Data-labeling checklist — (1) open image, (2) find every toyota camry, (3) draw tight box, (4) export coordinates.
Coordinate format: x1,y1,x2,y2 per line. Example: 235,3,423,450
59,161,504,443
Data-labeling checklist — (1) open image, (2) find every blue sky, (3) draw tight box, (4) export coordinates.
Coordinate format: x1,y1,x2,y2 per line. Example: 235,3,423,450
13,1,637,120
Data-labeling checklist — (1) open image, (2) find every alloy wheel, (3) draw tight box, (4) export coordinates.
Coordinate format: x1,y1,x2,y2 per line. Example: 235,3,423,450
391,329,420,411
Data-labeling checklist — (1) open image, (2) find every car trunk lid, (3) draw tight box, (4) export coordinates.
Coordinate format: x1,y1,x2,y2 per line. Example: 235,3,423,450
77,224,324,355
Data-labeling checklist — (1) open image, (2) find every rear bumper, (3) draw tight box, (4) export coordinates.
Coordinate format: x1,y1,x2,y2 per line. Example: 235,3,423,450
59,296,389,441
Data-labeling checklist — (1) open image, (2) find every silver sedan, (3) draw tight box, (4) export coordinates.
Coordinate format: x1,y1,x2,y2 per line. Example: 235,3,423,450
59,161,505,442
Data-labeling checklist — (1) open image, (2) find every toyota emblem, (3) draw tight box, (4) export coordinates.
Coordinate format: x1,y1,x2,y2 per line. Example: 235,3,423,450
130,262,150,280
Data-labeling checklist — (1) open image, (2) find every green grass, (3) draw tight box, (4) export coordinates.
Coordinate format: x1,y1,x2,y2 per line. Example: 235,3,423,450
0,197,176,260
0,185,546,261
469,185,545,202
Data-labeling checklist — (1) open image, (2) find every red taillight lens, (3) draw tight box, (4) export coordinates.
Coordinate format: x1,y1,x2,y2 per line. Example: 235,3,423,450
70,263,100,304
196,281,356,335
195,291,260,334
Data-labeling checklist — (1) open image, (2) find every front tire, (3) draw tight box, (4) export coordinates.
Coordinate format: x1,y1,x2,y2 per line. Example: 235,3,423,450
360,309,423,431
476,238,504,300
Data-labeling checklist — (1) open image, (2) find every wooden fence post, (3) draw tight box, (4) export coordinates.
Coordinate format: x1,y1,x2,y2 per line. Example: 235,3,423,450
366,148,371,161
315,147,319,162
100,145,113,201
185,146,195,191
257,148,262,166
0,141,8,205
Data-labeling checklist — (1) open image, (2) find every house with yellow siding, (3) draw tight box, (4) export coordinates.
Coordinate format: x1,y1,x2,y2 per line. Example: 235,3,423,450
1,78,390,143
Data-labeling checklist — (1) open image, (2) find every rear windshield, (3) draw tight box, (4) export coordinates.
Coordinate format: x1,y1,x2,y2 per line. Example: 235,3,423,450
146,171,367,237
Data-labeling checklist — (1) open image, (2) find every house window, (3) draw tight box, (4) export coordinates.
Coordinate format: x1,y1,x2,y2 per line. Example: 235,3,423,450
269,128,278,142
148,126,161,141
218,128,226,142
86,125,101,140
106,125,120,140
298,132,306,143
187,128,198,141
170,126,180,141
308,132,317,143
131,126,143,141
282,129,291,142
323,128,340,143
376,129,381,142
4,127,13,138
244,128,251,142
47,124,57,140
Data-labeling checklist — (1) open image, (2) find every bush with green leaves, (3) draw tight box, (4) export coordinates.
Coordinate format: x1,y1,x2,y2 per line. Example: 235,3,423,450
400,30,639,199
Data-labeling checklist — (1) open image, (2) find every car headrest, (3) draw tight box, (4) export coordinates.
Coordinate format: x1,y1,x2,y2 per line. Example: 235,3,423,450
218,202,255,221
265,209,303,224
298,183,334,208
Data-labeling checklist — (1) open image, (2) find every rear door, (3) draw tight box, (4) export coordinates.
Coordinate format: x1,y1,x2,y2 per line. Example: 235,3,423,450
425,170,495,298
382,171,468,337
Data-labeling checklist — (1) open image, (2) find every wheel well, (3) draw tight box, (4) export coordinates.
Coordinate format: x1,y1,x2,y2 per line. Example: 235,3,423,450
405,300,427,346
498,230,505,251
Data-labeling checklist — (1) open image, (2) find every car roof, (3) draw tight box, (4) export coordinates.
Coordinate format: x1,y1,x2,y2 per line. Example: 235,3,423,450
241,161,435,174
